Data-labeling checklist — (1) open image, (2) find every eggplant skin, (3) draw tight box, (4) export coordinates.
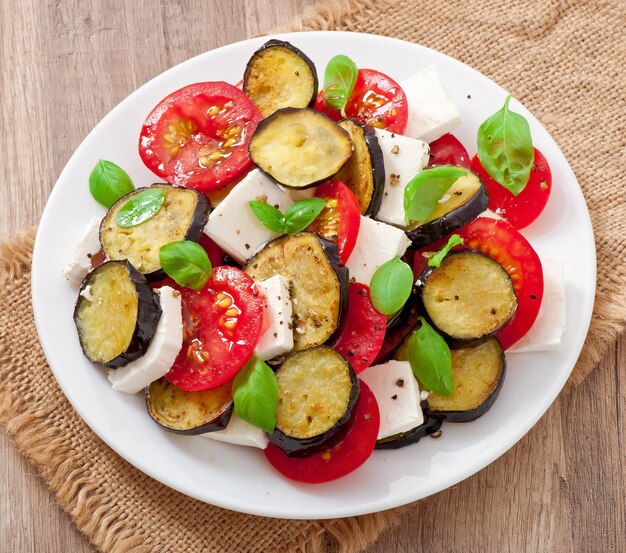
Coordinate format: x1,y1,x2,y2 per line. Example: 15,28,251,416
244,232,349,352
268,346,360,458
100,184,210,282
425,338,506,423
405,168,489,249
243,39,318,117
374,289,420,364
375,414,443,450
145,378,233,435
249,107,352,189
336,120,385,217
74,260,161,368
417,250,517,348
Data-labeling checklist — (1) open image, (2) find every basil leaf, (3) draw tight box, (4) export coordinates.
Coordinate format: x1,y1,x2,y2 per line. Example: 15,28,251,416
232,355,278,433
407,317,453,396
477,95,534,196
116,188,165,227
404,167,466,224
369,257,413,315
323,54,358,111
248,200,285,234
283,197,326,235
89,159,135,208
428,234,463,268
159,240,212,290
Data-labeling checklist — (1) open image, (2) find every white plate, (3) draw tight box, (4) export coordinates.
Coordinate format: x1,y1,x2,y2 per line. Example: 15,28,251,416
32,31,595,519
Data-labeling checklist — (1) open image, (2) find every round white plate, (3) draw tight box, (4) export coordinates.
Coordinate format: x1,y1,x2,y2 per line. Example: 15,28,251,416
32,31,595,519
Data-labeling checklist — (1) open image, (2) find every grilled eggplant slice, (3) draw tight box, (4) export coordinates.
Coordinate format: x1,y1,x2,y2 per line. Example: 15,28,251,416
336,120,385,216
100,184,210,281
405,167,489,248
424,338,506,422
375,412,443,449
418,251,517,345
269,346,359,457
244,232,348,352
74,260,161,368
243,39,318,117
249,108,352,189
146,377,233,434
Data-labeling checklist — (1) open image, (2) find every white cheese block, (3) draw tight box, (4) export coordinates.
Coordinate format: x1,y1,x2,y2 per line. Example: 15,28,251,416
401,65,462,143
108,287,183,394
203,169,294,264
374,129,430,226
508,258,566,353
359,360,423,440
346,216,411,285
200,413,268,449
278,184,316,201
63,216,102,287
255,275,293,361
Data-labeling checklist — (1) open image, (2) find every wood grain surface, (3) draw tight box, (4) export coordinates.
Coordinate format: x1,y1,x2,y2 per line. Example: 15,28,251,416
1,1,624,552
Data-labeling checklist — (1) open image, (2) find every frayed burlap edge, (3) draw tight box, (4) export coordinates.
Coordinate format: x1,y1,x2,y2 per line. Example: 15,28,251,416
1,0,623,551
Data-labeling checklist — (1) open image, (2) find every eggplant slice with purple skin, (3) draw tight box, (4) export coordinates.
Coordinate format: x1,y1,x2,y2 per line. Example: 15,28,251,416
375,408,443,449
336,119,385,216
417,250,517,347
405,166,489,248
100,184,210,281
249,107,352,190
423,338,506,423
243,39,318,117
74,260,161,368
146,377,233,435
244,232,349,352
269,346,359,457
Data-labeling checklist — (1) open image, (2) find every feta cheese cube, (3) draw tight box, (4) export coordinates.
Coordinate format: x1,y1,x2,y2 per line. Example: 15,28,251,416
63,216,102,287
346,216,411,285
401,65,462,143
255,275,293,361
200,413,268,449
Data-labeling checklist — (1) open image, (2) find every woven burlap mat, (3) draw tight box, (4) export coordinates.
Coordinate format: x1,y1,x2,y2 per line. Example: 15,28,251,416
1,0,625,552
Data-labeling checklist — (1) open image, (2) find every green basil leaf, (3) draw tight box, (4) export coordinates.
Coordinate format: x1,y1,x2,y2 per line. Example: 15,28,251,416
232,355,278,433
116,188,165,227
89,159,135,208
407,317,453,396
248,200,286,234
159,240,212,290
404,167,466,224
427,234,463,268
477,95,534,196
283,197,326,235
323,54,358,111
369,257,413,315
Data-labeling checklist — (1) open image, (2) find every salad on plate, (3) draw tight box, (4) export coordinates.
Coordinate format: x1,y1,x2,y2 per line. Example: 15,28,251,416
63,38,564,484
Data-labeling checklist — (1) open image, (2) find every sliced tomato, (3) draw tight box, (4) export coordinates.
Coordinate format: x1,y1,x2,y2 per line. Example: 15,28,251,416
429,133,470,168
455,217,544,349
332,283,386,373
315,69,408,134
199,233,226,268
264,381,380,483
471,148,552,230
165,266,264,391
307,179,361,264
139,82,262,193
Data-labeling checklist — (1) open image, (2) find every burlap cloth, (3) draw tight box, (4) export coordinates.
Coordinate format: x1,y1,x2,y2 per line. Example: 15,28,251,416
1,0,625,551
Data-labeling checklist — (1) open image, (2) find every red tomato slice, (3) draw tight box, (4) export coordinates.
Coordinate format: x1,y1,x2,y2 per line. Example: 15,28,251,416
264,381,380,483
456,218,544,349
307,179,361,264
332,283,386,373
429,133,471,168
315,69,408,134
165,266,264,391
139,82,262,193
471,148,552,230
199,233,226,268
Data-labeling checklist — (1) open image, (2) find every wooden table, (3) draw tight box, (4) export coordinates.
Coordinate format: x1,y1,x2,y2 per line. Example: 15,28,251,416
1,1,624,551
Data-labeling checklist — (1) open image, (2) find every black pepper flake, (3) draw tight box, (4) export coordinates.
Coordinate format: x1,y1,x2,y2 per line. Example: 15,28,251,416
362,357,368,363
87,253,92,258
373,325,382,331
295,70,300,76
245,243,250,250
348,350,355,356
273,332,278,338
391,394,398,400
396,378,404,387
358,289,366,296
454,295,459,300
279,321,284,325
467,94,471,99
491,307,497,315
530,294,537,300
454,190,463,196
